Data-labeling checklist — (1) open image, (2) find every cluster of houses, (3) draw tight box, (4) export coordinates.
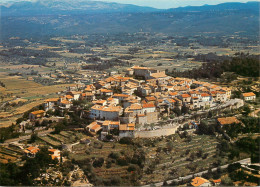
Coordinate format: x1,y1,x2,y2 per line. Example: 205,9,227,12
24,146,61,161
27,65,256,139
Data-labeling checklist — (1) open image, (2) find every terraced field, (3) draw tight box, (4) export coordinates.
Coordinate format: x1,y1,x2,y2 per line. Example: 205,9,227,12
69,141,132,182
140,135,225,184
0,146,24,164
36,131,88,148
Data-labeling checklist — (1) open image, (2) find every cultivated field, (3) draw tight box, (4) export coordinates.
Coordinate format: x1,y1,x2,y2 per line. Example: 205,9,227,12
0,72,74,127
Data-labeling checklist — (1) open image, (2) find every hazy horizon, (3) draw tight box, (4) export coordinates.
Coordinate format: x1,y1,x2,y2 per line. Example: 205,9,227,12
0,0,259,9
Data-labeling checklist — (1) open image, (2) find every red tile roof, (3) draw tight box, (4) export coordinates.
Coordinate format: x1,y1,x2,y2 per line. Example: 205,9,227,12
142,103,155,108
182,94,191,98
191,177,209,187
243,92,256,97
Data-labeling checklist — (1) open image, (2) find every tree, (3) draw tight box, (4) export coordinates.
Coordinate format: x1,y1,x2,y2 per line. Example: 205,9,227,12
197,120,209,135
242,105,251,116
208,110,213,118
29,133,38,143
227,163,241,173
54,122,65,134
181,105,189,114
173,107,181,116
131,149,146,167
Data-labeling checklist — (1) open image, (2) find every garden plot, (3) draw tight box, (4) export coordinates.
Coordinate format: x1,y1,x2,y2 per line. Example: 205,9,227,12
38,136,61,147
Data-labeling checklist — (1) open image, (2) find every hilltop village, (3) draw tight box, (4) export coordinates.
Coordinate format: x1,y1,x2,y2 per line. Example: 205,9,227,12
26,65,242,139
1,64,259,186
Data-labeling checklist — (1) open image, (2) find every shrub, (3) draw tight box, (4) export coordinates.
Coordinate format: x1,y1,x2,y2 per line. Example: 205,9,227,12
117,156,129,166
119,137,133,145
127,164,139,172
109,152,120,160
93,158,104,168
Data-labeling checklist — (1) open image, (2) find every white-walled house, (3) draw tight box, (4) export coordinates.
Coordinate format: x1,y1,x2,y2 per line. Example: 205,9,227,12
44,98,59,111
142,103,156,113
242,92,256,101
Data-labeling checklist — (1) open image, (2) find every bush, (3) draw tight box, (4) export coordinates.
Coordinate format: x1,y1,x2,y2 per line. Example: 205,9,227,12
106,160,112,168
93,158,104,168
127,164,139,172
109,152,120,160
117,156,129,166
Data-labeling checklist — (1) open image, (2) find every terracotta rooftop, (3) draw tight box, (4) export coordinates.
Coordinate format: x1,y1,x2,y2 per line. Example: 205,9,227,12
102,106,122,112
182,94,191,98
217,117,240,125
145,96,156,101
242,92,256,97
142,103,155,108
61,100,71,104
191,177,209,187
31,110,45,115
201,93,210,97
132,65,151,70
166,98,176,103
169,91,178,96
25,146,40,154
45,98,59,102
213,179,221,183
100,89,113,93
66,95,73,99
113,94,130,98
103,121,110,126
150,72,167,78
129,103,142,110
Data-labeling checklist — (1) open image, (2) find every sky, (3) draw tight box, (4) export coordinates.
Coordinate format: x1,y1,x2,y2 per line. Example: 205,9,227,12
0,0,258,9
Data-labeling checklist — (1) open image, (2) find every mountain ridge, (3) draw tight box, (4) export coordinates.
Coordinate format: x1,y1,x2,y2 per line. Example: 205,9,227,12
0,0,160,16
0,1,259,39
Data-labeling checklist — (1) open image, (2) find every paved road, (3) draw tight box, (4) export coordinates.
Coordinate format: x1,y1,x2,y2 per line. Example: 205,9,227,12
142,158,250,187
